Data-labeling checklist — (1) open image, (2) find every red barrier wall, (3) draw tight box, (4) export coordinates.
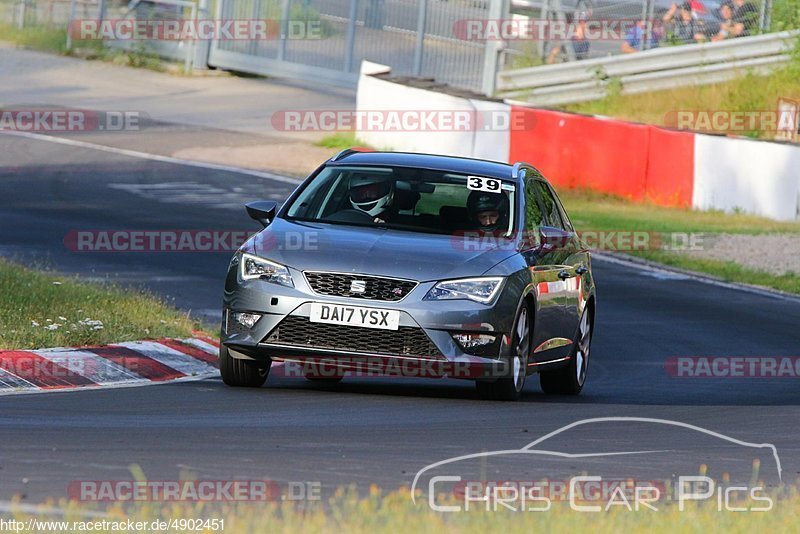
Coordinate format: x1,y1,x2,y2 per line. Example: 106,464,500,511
508,106,695,207
644,127,694,207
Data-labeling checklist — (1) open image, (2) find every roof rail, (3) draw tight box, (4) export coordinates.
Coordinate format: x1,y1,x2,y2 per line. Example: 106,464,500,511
510,161,526,177
330,147,375,162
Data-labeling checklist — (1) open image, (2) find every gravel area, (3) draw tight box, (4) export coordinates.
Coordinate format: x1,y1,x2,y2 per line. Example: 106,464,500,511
682,233,800,276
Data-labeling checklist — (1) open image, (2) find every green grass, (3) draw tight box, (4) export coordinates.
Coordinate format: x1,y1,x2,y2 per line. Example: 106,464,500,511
0,22,167,72
0,259,200,350
563,44,800,140
0,22,69,53
632,251,800,294
557,189,800,294
5,486,800,533
559,189,800,235
315,133,374,151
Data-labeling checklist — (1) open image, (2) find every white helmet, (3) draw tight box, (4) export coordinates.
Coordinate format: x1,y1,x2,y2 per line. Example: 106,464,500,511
349,174,394,217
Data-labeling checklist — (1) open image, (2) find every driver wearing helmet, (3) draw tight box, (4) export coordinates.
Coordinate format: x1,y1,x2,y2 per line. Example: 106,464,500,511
349,174,395,223
467,190,509,232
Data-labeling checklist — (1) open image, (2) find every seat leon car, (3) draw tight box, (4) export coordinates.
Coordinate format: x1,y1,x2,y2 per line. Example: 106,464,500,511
220,150,596,400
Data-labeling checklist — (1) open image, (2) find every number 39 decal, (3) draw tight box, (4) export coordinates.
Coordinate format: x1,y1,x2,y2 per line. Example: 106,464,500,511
467,176,501,194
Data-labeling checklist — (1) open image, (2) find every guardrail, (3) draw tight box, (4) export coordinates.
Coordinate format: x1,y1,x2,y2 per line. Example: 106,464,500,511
498,30,800,105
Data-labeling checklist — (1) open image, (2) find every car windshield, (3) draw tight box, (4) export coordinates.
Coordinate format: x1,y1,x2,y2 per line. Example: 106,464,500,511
284,165,516,236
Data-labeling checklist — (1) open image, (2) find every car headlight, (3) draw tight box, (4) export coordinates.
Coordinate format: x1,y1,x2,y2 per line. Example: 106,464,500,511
424,277,504,304
240,253,293,287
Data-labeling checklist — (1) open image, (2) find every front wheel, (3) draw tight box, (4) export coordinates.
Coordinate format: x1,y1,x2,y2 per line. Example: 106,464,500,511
540,307,592,395
220,345,270,387
476,303,531,401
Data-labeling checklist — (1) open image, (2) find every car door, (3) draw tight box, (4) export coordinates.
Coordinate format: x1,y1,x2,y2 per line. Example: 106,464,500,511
544,181,587,334
520,170,573,362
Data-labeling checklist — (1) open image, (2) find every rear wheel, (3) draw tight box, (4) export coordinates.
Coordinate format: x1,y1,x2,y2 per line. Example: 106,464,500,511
219,345,270,387
476,303,531,401
540,307,592,395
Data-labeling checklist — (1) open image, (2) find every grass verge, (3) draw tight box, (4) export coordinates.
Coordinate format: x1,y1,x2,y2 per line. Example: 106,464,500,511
559,189,800,235
0,259,200,350
5,486,800,533
314,133,374,151
558,189,800,294
0,23,167,72
561,26,800,140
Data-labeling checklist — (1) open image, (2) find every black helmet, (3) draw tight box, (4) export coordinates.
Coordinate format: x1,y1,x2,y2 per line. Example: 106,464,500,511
467,190,509,231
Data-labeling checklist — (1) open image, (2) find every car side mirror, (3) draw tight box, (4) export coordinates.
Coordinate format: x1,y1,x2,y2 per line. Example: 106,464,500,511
539,226,572,251
246,200,278,227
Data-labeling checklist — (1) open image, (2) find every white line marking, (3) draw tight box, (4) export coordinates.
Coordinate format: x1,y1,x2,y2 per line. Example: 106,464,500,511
0,130,301,184
594,252,800,303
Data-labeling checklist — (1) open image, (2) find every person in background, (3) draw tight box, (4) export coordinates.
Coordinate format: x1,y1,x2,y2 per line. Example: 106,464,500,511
712,1,739,40
732,0,759,36
621,19,664,53
663,2,708,44
546,11,591,64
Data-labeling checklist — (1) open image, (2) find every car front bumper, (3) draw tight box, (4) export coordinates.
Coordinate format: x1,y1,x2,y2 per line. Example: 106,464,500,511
221,263,526,379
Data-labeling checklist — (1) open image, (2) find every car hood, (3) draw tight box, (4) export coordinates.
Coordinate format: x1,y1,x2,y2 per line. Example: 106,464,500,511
248,218,517,282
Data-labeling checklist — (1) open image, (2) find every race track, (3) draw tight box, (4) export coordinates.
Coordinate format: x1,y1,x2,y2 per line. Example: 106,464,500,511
1,131,798,503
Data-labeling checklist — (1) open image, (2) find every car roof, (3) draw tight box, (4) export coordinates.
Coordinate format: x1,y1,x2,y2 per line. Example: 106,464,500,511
327,151,519,181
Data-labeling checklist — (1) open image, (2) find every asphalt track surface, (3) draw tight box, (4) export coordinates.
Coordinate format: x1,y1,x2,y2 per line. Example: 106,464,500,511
1,131,799,504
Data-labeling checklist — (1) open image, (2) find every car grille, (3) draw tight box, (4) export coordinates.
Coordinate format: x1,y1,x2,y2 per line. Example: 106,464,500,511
304,272,417,302
262,315,443,360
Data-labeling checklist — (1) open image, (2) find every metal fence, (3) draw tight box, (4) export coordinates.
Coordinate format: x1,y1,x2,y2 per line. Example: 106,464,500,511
207,0,504,93
3,0,780,96
102,0,199,71
504,0,773,68
1,0,96,27
498,29,798,104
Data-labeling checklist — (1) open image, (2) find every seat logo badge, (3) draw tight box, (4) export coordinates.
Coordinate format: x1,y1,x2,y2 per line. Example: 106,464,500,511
350,280,366,294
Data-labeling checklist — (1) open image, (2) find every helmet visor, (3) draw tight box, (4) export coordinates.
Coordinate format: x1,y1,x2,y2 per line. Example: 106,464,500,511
351,180,392,203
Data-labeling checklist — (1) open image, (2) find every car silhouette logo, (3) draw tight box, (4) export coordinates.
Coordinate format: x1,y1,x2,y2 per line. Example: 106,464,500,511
350,280,367,293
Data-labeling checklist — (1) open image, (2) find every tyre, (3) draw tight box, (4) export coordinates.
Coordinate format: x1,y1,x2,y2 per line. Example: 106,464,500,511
475,303,531,401
540,307,592,395
219,344,270,387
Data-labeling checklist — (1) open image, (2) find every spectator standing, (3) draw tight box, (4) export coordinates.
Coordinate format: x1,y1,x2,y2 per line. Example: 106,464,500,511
546,11,591,64
732,0,759,36
663,2,708,44
712,1,739,40
621,19,663,53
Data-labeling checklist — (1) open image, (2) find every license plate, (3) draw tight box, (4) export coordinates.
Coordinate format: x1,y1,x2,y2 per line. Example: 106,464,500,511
309,303,400,331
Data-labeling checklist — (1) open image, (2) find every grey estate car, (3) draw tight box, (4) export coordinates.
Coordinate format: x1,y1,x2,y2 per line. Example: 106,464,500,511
220,150,596,401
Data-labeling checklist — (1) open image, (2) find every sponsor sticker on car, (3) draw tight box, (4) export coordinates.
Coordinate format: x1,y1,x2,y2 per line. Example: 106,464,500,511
309,303,400,331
